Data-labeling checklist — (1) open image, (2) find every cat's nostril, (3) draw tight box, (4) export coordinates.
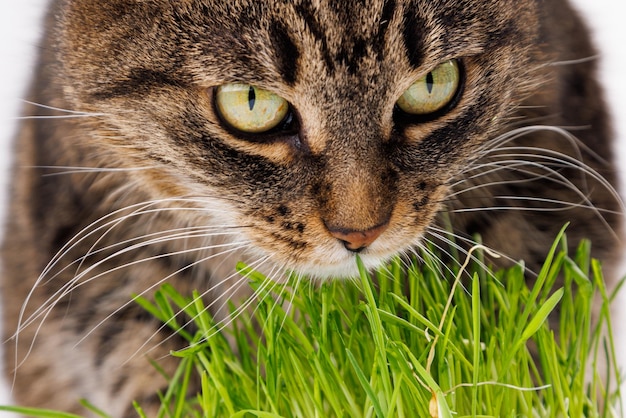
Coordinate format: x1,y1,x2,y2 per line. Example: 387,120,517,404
327,222,389,252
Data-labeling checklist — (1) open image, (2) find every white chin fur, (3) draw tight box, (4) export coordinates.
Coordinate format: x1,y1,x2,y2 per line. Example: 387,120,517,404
289,251,395,280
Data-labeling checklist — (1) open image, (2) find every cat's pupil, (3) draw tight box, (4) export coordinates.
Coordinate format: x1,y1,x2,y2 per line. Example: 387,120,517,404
248,86,256,111
426,72,434,94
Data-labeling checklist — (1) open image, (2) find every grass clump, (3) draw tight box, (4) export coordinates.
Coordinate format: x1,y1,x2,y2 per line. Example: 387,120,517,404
139,229,622,417
2,229,623,417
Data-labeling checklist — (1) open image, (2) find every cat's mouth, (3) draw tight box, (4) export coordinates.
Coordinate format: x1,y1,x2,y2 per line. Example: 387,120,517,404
270,228,416,280
237,198,433,280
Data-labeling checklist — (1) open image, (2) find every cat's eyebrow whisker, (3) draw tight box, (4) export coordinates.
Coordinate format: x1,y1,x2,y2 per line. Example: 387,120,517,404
31,165,158,176
546,55,599,67
21,100,107,115
14,115,105,120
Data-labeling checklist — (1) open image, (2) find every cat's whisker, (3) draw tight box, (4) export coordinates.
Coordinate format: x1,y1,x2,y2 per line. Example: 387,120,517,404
72,243,262,359
14,201,169,345
417,232,488,288
426,225,520,273
452,158,618,213
36,198,246,284
139,257,277,358
17,240,254,344
486,195,620,213
450,160,567,191
7,0,621,410
449,202,598,213
474,146,614,184
212,259,288,331
17,199,252,328
448,163,621,238
414,227,508,293
223,262,292,344
74,224,247,279
276,271,304,335
478,124,609,166
445,125,625,244
124,255,278,364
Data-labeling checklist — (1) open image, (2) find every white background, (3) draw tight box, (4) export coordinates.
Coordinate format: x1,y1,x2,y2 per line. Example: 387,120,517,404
0,0,625,414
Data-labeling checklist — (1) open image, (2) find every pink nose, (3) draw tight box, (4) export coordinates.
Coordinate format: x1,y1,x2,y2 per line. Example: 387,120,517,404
327,222,389,252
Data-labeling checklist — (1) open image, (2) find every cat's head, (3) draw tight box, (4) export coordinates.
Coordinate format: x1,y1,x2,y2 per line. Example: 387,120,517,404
54,0,540,278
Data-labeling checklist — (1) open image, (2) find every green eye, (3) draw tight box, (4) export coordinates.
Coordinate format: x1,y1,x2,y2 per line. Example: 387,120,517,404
215,84,289,133
396,60,461,115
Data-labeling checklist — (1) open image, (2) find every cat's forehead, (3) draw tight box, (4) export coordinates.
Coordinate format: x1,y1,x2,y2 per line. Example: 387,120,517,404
60,0,538,105
186,0,532,86
64,0,535,52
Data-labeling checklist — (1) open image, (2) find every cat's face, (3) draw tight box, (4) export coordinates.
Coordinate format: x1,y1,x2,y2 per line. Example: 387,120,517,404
56,0,539,278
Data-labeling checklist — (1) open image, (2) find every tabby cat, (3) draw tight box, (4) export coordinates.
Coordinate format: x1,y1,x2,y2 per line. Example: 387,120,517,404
2,0,622,416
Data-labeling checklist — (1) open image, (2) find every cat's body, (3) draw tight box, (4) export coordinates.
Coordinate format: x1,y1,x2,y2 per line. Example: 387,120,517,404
2,0,622,416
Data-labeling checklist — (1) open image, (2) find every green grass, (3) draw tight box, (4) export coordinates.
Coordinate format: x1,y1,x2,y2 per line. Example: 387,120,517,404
2,228,623,417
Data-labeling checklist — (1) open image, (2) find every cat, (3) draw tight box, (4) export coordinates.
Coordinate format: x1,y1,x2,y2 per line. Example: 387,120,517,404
2,0,622,416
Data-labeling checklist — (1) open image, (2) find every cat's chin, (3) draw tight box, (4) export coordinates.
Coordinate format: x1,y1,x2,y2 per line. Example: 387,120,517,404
285,251,398,281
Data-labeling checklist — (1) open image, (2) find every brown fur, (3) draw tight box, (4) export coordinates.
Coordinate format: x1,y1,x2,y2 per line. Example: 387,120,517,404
2,0,622,415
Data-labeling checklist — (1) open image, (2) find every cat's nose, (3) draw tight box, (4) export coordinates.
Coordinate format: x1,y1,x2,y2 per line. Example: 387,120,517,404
327,222,389,253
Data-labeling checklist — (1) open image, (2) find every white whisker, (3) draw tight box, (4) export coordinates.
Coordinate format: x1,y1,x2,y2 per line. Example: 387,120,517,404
32,165,157,176
21,100,105,115
81,245,261,353
20,240,252,339
125,255,277,363
15,115,105,120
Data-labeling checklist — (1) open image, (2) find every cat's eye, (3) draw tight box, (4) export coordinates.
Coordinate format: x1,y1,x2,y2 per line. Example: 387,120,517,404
215,84,290,133
396,60,460,116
